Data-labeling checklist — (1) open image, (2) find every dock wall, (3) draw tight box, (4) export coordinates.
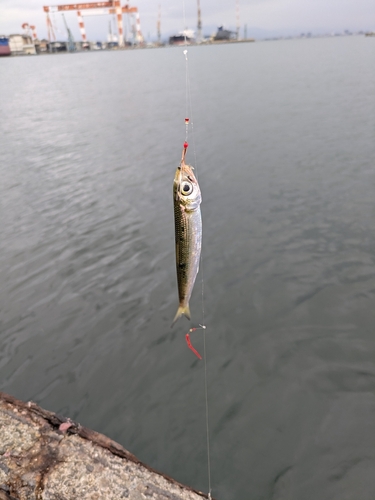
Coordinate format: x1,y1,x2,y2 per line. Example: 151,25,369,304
0,392,212,500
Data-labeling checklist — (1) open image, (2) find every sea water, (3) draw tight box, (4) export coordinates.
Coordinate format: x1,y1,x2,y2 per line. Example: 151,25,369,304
1,36,375,499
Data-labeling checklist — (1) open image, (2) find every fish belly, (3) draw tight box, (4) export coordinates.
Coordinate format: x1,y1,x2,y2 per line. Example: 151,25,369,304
174,201,202,316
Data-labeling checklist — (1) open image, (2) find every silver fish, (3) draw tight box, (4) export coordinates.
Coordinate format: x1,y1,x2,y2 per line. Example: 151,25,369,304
172,160,202,326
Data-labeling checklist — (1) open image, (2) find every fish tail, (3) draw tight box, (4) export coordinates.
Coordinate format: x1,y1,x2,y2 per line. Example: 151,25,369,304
171,304,191,327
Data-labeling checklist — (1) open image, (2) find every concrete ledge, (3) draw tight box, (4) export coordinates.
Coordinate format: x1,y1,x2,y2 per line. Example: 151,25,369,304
0,392,212,500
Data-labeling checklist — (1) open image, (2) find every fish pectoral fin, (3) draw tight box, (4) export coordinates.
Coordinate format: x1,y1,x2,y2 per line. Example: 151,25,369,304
171,304,191,327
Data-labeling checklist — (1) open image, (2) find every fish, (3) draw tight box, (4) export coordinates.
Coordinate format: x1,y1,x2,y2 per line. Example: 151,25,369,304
172,159,202,327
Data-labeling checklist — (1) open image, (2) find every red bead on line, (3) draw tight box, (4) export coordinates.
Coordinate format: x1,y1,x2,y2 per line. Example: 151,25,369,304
183,141,188,149
185,118,189,124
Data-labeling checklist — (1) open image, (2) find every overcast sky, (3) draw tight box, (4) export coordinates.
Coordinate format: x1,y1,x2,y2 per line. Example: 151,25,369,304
1,0,375,41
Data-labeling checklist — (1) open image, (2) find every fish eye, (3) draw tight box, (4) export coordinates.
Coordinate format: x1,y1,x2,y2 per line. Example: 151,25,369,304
181,181,193,195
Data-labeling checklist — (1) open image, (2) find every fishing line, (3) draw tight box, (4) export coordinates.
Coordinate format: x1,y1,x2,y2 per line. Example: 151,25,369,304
180,1,212,498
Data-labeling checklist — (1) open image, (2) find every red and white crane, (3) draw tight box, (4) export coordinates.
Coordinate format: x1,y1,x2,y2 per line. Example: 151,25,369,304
30,25,38,40
22,23,38,41
43,2,143,46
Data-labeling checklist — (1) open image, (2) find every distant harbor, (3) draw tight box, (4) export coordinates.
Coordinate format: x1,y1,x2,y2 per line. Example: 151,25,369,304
1,0,373,58
0,28,256,57
1,28,372,57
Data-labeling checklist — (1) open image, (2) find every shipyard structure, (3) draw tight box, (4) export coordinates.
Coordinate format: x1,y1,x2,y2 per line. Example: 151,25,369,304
0,1,145,56
43,1,143,49
0,0,255,56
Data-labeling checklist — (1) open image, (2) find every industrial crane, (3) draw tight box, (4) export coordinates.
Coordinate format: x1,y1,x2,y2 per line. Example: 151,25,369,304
197,0,202,41
22,23,38,41
62,13,75,51
43,2,143,47
157,4,161,45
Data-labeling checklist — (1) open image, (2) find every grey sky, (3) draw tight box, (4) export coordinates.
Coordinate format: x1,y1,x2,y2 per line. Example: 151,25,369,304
1,0,374,41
